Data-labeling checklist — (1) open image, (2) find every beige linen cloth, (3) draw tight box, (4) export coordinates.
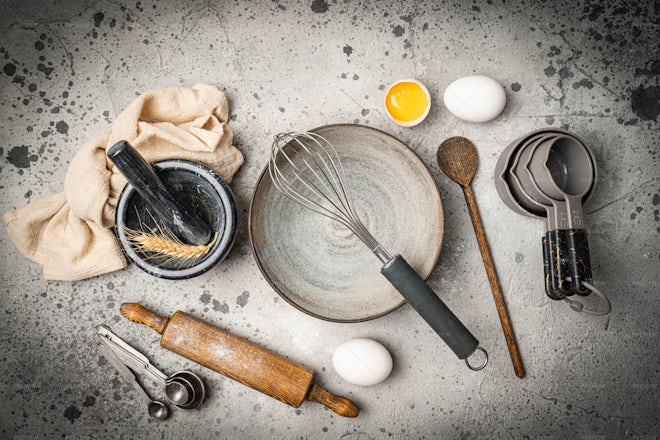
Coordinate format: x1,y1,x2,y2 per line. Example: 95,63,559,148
3,84,244,281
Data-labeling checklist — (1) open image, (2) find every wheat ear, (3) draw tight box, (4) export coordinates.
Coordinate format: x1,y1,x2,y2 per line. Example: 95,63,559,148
123,208,218,268
125,228,218,260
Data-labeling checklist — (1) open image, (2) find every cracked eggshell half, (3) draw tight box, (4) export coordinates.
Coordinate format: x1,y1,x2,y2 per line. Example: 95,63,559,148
443,75,506,122
384,79,432,127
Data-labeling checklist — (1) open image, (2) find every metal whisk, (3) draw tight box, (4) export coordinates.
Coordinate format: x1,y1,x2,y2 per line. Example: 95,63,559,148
268,132,391,263
268,132,487,370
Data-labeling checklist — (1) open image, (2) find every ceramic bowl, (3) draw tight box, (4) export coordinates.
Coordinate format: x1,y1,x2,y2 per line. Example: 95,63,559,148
249,124,444,322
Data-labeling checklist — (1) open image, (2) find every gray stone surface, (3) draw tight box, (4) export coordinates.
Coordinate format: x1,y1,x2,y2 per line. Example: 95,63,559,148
1,0,658,438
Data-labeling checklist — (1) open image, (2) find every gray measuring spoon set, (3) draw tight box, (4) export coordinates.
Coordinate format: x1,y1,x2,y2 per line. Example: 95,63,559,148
494,128,610,315
93,325,205,421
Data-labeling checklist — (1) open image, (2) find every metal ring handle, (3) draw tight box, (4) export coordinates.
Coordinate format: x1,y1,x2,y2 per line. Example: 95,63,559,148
563,280,611,316
465,346,489,371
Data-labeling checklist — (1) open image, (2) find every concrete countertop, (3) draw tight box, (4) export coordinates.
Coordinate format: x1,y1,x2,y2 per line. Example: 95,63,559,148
1,1,658,438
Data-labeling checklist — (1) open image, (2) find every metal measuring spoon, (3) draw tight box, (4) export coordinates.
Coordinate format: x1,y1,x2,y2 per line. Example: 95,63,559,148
93,334,169,421
166,371,206,409
95,325,205,409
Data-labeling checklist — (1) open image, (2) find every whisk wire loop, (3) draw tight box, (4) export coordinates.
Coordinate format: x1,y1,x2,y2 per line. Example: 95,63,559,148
268,132,383,253
269,135,355,233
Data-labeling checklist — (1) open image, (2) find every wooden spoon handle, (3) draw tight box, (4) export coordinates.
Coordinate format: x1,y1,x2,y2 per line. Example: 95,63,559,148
306,383,359,418
120,303,170,335
463,185,526,378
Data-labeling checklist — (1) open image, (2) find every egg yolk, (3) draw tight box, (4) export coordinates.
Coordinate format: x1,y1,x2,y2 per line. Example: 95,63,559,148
385,81,429,122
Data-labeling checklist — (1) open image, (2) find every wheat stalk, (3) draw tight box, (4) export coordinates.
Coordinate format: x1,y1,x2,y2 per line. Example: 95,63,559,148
123,209,218,268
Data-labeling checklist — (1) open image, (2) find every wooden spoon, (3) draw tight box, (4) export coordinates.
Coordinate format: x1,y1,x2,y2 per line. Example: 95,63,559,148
437,136,525,378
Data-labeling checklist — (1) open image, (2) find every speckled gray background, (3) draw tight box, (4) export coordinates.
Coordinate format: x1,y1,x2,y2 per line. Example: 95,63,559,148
1,1,658,439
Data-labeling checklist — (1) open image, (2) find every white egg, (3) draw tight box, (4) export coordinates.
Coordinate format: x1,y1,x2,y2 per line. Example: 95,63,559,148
443,75,507,122
332,338,393,386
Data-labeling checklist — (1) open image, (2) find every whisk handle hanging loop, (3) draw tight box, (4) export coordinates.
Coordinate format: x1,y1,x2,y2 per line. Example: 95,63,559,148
381,255,482,361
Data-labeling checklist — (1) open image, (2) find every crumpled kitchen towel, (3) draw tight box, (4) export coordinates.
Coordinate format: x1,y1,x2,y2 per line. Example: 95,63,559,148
3,83,244,281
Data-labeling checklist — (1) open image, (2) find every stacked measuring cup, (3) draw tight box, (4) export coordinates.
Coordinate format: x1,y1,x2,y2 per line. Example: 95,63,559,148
495,128,610,315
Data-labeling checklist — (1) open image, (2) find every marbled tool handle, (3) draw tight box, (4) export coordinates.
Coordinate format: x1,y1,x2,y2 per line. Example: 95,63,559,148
564,229,592,295
544,230,592,298
107,140,212,246
544,231,572,299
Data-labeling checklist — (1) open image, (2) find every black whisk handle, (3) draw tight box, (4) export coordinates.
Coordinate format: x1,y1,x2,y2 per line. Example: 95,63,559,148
381,255,480,361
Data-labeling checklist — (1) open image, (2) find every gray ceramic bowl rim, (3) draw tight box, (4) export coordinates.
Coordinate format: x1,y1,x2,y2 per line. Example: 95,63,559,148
115,159,237,280
248,123,444,323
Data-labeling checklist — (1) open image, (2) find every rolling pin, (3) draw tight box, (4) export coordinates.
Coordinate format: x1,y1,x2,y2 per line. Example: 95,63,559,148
120,303,359,418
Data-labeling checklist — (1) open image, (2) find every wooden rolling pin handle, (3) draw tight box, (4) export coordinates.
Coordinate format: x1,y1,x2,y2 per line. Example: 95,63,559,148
120,303,169,335
307,383,359,418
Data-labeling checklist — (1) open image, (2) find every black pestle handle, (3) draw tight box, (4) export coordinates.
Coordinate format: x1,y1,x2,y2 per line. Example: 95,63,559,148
107,141,212,246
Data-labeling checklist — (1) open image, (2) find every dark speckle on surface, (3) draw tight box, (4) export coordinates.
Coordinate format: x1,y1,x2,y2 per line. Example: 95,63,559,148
572,78,594,89
392,25,405,37
34,41,45,51
82,396,96,407
310,0,328,13
2,63,16,76
93,12,105,27
544,66,556,77
200,293,211,304
236,291,249,307
7,146,32,168
343,45,353,57
634,60,660,77
511,82,521,92
63,405,82,423
558,67,572,80
585,3,606,21
212,299,229,313
631,85,660,121
55,121,69,134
